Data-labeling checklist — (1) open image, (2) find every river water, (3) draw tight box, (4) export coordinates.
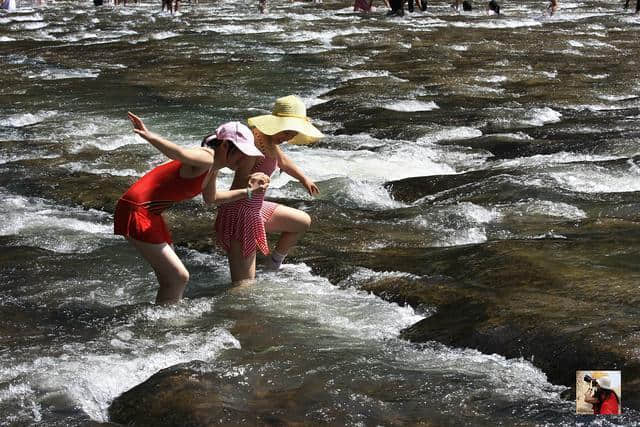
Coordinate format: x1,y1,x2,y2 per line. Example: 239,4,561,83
1,0,640,425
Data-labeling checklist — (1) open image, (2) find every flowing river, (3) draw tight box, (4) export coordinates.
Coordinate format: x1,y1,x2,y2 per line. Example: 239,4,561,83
1,0,640,425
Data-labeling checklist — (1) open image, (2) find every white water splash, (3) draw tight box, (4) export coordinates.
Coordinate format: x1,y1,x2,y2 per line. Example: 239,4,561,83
0,189,114,253
0,111,57,128
384,100,439,112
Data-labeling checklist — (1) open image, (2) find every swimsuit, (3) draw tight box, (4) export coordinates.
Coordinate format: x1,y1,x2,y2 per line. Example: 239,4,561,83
114,160,208,244
215,155,278,257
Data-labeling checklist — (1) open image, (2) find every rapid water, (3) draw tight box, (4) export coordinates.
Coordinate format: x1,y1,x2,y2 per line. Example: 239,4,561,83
2,0,640,425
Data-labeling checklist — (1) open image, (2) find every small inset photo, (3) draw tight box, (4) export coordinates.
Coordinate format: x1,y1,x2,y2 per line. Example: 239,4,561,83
576,370,621,415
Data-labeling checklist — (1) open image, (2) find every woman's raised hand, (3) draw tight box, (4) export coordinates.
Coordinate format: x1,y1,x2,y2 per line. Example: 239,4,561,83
127,112,152,140
247,172,270,192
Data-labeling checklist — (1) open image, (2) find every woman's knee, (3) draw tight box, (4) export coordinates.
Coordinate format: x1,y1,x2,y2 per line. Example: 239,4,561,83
299,211,311,231
162,264,189,285
177,267,189,285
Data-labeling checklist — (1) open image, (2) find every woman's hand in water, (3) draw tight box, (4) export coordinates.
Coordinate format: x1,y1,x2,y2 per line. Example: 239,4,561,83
301,177,319,196
247,172,270,192
127,112,152,141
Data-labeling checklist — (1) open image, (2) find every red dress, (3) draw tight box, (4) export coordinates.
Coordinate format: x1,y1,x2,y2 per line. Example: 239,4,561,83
114,160,209,244
215,155,278,257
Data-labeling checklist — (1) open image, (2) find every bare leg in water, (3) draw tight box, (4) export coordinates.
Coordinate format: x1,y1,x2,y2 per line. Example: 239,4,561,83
127,238,189,304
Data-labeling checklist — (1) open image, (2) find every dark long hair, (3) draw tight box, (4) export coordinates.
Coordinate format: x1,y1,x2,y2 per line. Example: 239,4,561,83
201,133,238,154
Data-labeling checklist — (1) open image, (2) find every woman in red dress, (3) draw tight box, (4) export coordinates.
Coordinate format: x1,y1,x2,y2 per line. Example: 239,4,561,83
115,113,268,304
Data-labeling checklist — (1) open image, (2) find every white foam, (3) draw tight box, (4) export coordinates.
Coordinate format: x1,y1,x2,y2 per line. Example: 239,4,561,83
0,189,114,253
67,121,146,151
533,231,568,239
397,342,566,402
150,31,179,40
8,326,239,422
476,75,508,83
461,202,502,224
597,94,637,102
548,167,640,193
504,199,587,220
496,152,622,168
199,22,282,34
277,143,455,186
520,107,562,127
62,162,141,177
27,67,100,80
0,152,59,165
7,12,42,22
584,74,609,81
0,111,57,128
450,18,542,29
255,263,424,341
20,21,48,30
134,299,215,324
340,70,390,81
280,26,370,47
493,132,533,140
568,103,628,112
0,383,36,403
418,126,483,144
409,202,500,247
384,100,439,112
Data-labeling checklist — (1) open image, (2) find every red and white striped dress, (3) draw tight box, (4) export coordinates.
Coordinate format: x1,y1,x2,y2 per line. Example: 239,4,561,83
214,156,278,257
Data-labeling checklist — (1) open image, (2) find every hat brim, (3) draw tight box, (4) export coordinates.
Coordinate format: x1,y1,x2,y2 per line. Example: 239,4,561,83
248,114,324,142
233,142,264,157
288,133,320,145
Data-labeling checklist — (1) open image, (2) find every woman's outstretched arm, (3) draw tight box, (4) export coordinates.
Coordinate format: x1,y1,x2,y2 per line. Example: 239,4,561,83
275,145,319,195
128,112,213,169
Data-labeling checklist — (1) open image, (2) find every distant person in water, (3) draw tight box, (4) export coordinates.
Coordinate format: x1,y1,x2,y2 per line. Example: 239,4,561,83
452,0,471,12
258,0,267,13
354,0,374,12
387,0,404,16
487,0,500,14
547,0,558,15
215,95,323,284
624,0,639,13
0,0,15,10
114,113,268,304
406,0,425,12
162,0,179,13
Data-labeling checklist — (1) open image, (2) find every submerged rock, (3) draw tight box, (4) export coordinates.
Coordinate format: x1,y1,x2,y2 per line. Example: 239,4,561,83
384,167,523,203
107,361,359,426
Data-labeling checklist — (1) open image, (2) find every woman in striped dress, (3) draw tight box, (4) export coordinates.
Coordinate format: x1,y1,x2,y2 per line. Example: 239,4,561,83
214,95,324,283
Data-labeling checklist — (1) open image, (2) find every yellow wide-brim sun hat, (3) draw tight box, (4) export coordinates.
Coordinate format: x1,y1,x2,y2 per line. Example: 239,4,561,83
247,95,324,145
